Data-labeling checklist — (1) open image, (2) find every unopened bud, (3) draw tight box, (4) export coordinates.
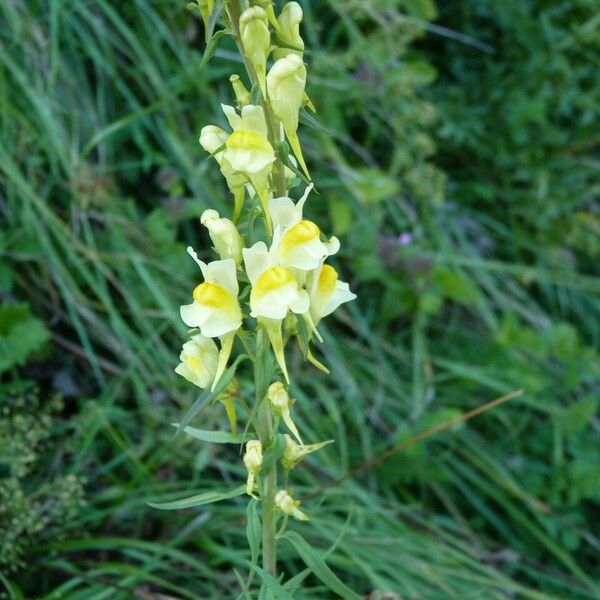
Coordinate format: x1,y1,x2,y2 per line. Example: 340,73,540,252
275,489,309,521
243,439,263,497
267,54,309,177
281,434,334,470
201,209,243,265
274,2,304,60
268,382,302,443
239,7,270,97
268,381,289,410
230,74,251,108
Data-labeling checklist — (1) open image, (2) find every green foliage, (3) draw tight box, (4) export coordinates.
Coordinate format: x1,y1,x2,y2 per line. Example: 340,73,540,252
0,382,85,572
0,0,598,598
0,304,50,373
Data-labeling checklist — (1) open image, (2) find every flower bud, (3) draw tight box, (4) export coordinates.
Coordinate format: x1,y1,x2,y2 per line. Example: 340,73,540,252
267,54,309,177
281,434,334,470
275,489,309,521
281,434,303,470
230,74,251,108
191,0,214,38
268,382,302,443
218,379,239,433
239,7,270,97
174,334,219,389
274,2,304,60
201,209,243,265
251,0,278,28
243,440,263,497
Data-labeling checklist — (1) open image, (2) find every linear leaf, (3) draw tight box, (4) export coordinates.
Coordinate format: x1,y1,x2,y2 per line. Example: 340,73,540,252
172,424,244,444
280,531,361,600
148,485,245,510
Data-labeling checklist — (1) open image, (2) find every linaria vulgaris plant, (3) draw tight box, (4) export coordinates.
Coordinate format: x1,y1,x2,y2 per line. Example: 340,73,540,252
150,1,358,595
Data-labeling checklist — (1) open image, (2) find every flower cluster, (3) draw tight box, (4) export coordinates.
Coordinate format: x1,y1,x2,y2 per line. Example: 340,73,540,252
174,0,355,535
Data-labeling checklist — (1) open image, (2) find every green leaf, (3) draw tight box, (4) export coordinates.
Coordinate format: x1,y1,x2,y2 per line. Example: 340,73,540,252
0,303,50,373
250,564,294,600
280,531,361,600
148,485,245,510
172,424,244,444
299,108,335,135
282,569,311,594
241,499,261,593
200,29,228,68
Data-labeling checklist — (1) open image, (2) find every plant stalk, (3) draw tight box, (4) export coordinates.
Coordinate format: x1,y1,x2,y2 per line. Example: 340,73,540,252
257,394,277,576
226,0,281,576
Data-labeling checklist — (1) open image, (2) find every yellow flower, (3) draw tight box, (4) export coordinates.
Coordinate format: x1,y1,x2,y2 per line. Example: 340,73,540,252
200,105,275,222
275,489,308,521
181,250,242,337
243,241,309,380
267,54,309,177
201,209,243,265
270,184,340,270
273,2,304,60
180,247,243,390
243,440,263,497
239,6,270,97
243,242,309,320
174,334,219,389
199,125,246,221
268,382,301,443
309,263,356,326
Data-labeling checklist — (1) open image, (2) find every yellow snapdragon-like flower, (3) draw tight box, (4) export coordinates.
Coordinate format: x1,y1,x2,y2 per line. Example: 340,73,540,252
243,439,263,497
174,334,219,389
199,125,246,221
221,104,274,174
180,247,242,390
309,263,356,326
267,53,309,177
273,2,304,60
275,489,308,521
201,209,243,266
268,382,301,443
200,104,275,221
270,184,340,271
239,6,270,97
243,242,309,320
243,241,309,380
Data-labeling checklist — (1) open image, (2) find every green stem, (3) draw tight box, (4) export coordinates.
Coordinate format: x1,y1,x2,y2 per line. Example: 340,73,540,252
226,0,281,576
256,365,277,576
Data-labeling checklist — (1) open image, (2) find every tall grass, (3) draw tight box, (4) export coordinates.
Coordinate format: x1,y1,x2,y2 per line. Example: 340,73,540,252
1,0,598,598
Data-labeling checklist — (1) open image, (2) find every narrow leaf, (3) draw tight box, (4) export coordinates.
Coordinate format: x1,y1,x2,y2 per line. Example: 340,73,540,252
148,485,245,510
172,424,244,444
200,30,228,68
299,108,335,135
250,564,294,600
280,531,361,600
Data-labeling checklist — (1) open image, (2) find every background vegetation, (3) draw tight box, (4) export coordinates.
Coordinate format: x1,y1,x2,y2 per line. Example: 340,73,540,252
1,0,598,598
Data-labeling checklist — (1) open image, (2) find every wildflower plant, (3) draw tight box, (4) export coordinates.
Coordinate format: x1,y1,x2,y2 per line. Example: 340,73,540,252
151,0,357,594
